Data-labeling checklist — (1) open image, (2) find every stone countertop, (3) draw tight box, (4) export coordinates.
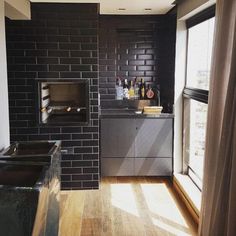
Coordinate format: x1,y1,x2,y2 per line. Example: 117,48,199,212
100,109,174,119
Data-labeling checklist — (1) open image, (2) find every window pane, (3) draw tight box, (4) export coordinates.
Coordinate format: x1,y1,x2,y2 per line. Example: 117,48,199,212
186,17,215,90
187,100,208,185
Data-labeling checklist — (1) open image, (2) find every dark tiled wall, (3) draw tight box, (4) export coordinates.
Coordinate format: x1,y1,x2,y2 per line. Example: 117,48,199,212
6,3,99,190
99,15,176,111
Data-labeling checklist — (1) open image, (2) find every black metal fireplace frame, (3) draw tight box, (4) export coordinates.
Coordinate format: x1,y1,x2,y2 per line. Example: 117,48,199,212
36,78,90,126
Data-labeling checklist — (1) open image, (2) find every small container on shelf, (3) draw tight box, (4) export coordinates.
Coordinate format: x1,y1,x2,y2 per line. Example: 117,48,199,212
146,85,155,99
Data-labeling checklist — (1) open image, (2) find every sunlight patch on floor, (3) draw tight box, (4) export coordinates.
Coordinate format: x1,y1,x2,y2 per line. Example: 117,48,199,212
111,184,139,217
140,183,191,234
152,218,192,236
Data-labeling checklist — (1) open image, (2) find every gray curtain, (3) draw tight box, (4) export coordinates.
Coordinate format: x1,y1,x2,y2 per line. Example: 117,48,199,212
199,0,236,235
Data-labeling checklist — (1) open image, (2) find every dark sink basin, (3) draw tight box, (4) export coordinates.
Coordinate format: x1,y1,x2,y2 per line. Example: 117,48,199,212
0,161,49,236
0,162,47,187
0,141,60,163
0,141,61,236
3,141,57,156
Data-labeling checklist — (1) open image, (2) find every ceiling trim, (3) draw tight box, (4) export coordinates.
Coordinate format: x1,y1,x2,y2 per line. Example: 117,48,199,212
30,0,176,15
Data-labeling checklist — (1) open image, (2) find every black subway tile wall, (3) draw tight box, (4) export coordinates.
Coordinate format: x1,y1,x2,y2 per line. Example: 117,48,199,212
99,15,176,111
6,3,176,189
6,3,99,190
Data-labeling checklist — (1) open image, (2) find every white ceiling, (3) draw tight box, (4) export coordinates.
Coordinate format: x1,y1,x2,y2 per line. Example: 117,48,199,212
30,0,176,15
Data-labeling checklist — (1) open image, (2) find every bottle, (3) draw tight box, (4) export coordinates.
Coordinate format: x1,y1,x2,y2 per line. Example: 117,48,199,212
129,80,135,99
139,78,146,99
146,85,155,99
123,79,129,99
115,77,123,100
134,78,139,100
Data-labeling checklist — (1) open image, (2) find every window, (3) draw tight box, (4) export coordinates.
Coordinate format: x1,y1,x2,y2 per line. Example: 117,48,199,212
186,17,215,90
183,6,215,190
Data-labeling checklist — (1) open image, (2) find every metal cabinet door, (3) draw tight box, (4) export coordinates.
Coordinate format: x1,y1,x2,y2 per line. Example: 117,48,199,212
101,158,135,176
135,119,173,158
134,157,172,176
101,118,136,158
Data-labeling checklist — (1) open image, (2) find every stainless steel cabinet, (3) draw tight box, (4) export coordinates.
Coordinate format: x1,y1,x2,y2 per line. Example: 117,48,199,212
101,158,134,176
135,119,173,158
101,118,173,177
101,119,136,158
134,158,172,176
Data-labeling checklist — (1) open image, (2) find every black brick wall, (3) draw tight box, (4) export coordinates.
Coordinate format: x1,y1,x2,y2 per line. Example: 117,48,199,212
99,15,176,112
6,3,99,190
6,4,176,189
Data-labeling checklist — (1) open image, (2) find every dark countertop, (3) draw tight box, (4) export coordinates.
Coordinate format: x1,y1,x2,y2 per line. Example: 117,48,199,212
100,109,174,119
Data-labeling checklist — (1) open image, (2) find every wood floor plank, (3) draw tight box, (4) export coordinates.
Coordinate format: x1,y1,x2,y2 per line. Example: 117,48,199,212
59,190,85,236
59,177,198,236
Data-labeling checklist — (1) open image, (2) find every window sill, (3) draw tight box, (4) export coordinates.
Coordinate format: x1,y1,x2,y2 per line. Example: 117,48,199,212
173,173,201,224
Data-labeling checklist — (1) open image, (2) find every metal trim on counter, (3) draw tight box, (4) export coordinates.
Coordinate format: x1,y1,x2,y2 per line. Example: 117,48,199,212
100,111,174,119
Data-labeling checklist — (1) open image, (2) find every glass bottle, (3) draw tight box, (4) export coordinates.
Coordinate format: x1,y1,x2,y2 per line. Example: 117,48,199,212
139,78,146,99
134,78,140,99
129,80,135,99
115,77,123,100
123,79,129,99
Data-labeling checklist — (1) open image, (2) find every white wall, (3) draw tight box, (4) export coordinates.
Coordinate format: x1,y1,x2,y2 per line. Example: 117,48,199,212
173,20,187,173
0,0,10,151
5,0,31,20
0,0,30,151
178,0,215,19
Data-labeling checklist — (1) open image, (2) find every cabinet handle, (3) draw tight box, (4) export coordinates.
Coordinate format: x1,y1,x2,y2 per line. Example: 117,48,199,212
61,149,68,154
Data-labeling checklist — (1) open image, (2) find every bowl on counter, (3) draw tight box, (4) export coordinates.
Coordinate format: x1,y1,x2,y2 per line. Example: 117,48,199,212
142,106,163,115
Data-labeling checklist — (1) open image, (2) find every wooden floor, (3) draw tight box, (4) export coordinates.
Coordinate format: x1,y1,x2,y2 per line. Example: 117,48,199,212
59,177,198,236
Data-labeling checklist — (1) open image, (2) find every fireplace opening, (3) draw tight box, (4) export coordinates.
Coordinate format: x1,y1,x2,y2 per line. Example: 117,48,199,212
38,79,89,125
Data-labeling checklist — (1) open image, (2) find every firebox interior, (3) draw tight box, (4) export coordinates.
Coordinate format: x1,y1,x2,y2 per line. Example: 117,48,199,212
38,79,90,125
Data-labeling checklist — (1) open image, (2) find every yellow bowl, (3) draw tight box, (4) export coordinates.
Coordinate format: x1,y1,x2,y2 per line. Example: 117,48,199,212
143,106,163,114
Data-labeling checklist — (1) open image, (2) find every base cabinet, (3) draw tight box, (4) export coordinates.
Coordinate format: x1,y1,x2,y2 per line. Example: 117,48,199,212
134,158,172,176
135,119,173,158
101,117,173,177
101,158,134,176
101,157,172,176
101,119,135,158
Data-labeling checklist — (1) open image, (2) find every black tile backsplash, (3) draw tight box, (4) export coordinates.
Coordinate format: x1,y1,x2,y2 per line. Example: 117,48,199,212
99,15,176,112
6,3,99,190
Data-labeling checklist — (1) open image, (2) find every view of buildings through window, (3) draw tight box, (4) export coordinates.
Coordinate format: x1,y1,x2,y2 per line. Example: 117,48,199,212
188,100,208,187
187,18,215,90
185,17,215,188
